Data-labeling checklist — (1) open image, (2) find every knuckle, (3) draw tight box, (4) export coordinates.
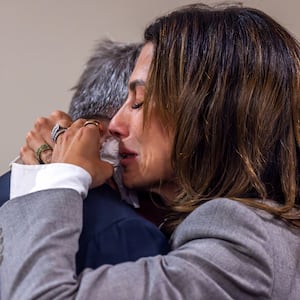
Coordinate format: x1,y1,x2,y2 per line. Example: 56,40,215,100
74,118,86,126
50,110,70,121
50,110,72,127
25,131,34,142
34,117,48,129
19,145,28,157
50,110,62,119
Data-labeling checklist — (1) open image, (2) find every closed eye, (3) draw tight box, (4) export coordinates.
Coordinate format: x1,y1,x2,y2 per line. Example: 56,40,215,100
131,102,144,109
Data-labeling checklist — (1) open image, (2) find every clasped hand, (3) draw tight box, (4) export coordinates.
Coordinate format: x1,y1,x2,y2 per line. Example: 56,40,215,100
20,110,114,188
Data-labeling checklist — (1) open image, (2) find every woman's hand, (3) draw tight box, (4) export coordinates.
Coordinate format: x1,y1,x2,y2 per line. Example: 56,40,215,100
51,119,114,188
20,110,72,164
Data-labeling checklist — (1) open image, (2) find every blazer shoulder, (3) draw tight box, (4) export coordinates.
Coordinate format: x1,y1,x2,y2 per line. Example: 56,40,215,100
172,198,272,250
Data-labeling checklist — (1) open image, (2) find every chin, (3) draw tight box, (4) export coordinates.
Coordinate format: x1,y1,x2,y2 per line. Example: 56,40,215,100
122,176,136,189
122,176,147,190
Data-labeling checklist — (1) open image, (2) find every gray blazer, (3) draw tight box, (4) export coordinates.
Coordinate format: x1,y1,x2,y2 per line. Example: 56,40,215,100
0,189,300,299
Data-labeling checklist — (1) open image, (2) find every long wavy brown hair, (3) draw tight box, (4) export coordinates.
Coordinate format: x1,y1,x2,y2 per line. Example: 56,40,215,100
143,3,300,232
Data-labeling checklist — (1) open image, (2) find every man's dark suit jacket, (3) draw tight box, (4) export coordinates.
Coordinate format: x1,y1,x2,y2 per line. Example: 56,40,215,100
0,171,10,206
0,171,170,274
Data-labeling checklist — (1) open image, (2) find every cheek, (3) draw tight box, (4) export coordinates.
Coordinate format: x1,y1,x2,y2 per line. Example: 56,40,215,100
137,113,174,179
143,137,173,178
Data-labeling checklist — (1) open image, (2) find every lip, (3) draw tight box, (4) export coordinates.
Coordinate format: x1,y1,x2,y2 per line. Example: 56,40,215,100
119,146,138,166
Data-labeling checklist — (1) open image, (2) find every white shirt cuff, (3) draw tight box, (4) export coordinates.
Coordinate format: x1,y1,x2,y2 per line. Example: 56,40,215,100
10,163,91,199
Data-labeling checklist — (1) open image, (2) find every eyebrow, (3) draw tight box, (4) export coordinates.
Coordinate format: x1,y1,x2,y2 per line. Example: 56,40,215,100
128,80,146,92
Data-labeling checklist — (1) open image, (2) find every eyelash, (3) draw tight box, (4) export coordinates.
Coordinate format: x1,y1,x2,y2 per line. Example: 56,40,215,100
131,102,144,109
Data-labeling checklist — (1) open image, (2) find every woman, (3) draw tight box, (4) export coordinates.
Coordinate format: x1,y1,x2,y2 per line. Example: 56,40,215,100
1,3,299,299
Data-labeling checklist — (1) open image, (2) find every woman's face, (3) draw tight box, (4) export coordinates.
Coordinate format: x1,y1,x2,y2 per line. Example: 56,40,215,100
109,43,176,200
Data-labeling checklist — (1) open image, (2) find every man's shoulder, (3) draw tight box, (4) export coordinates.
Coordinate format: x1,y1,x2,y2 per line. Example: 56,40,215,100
82,184,168,242
0,171,11,207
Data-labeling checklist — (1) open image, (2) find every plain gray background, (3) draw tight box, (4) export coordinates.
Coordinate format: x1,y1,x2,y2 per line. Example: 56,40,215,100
0,0,299,174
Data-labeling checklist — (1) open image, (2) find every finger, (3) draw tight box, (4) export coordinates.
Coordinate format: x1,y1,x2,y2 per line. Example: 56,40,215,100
68,125,114,187
39,147,53,164
52,121,101,165
49,110,72,127
90,160,114,188
83,119,107,133
83,119,110,147
32,117,55,149
51,120,85,161
51,120,73,145
52,127,68,145
54,119,86,145
49,111,73,145
20,145,39,165
60,120,102,154
25,130,50,155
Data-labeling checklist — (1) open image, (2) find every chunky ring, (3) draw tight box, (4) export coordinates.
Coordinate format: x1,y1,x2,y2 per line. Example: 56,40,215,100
51,123,67,143
84,120,100,127
35,143,53,164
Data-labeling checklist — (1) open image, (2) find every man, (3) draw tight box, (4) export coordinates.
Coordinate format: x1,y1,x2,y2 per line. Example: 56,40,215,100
0,39,169,274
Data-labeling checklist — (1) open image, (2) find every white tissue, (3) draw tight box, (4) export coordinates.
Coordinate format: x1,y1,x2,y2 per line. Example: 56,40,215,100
100,137,139,208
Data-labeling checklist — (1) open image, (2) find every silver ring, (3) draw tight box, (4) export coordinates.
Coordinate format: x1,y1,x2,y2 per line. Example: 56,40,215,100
51,123,67,143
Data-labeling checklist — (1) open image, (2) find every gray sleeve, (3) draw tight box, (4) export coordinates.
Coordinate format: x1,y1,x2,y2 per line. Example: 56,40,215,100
0,190,274,300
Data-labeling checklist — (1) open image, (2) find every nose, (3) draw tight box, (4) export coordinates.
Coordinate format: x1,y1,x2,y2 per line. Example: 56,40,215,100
108,106,129,139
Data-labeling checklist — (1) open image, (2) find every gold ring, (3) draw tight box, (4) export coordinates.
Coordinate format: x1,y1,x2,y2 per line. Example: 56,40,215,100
35,143,53,164
84,120,100,127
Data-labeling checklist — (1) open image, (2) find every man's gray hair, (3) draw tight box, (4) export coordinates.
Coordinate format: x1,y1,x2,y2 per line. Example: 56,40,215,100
68,39,142,120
